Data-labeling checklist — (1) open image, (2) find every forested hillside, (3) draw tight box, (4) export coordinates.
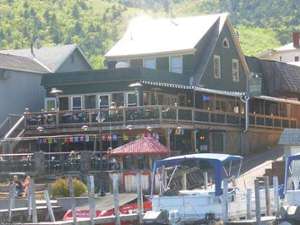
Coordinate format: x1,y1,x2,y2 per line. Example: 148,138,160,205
0,0,298,68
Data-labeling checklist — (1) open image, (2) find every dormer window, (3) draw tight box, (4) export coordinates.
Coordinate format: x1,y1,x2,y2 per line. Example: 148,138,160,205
223,38,230,48
143,58,156,69
169,56,183,74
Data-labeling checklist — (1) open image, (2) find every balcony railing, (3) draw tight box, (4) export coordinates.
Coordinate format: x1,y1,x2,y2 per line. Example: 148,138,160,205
24,105,297,130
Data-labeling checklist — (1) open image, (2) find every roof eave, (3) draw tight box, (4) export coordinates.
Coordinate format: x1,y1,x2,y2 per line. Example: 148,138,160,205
105,48,197,61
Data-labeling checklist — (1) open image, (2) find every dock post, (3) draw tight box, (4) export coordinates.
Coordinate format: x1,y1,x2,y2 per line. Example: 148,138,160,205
204,172,208,190
136,171,143,225
68,176,77,225
28,180,32,221
8,183,16,222
113,173,121,225
182,171,187,190
88,175,96,225
31,179,38,223
44,190,55,222
273,176,280,216
246,188,252,219
222,178,229,222
254,179,261,225
263,176,271,216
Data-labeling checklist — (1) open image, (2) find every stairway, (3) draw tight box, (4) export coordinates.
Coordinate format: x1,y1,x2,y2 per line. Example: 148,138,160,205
0,115,25,153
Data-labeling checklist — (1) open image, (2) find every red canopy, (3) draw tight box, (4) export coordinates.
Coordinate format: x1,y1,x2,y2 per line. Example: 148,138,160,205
110,136,170,157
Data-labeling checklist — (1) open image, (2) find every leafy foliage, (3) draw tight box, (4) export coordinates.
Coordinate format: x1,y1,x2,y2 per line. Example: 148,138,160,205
0,0,299,68
51,178,87,198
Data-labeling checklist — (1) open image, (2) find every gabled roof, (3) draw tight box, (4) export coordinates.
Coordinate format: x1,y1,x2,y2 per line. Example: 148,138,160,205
110,136,170,156
0,44,90,73
0,53,49,74
105,13,228,60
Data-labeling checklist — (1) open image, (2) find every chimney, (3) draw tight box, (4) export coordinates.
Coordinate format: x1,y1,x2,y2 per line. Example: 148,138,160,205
293,32,300,48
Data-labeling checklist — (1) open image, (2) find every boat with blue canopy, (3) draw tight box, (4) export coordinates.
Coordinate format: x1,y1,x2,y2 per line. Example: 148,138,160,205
146,153,243,224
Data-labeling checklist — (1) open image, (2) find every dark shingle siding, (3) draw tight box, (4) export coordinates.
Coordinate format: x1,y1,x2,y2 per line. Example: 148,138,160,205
246,56,300,97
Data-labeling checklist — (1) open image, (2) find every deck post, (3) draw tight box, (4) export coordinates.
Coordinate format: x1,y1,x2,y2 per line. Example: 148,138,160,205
222,178,228,222
8,183,16,222
68,176,77,225
246,188,252,219
44,190,55,222
113,173,121,225
88,175,96,225
254,179,261,225
273,176,280,216
264,176,271,216
136,171,143,225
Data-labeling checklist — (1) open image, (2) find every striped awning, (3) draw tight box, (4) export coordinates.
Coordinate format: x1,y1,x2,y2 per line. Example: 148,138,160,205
110,136,170,157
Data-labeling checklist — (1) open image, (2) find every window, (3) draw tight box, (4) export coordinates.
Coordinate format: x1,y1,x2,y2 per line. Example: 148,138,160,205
223,38,230,48
232,59,239,82
99,95,110,108
169,56,183,73
126,92,138,106
59,97,69,111
84,95,96,109
115,61,130,68
213,55,221,79
143,58,156,69
72,96,82,110
295,56,299,62
112,93,124,107
45,98,56,111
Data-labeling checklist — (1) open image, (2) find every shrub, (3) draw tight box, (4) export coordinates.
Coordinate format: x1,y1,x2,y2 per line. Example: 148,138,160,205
51,178,87,198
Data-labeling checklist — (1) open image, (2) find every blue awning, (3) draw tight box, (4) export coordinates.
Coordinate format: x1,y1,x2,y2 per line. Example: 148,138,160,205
154,153,243,169
153,153,243,196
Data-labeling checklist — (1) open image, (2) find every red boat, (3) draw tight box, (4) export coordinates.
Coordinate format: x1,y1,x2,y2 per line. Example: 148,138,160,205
63,195,152,225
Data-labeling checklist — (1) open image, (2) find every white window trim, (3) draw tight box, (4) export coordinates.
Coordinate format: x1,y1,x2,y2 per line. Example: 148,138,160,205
45,97,57,111
232,59,240,82
213,55,221,79
169,55,183,74
143,58,156,69
71,95,83,110
125,91,139,107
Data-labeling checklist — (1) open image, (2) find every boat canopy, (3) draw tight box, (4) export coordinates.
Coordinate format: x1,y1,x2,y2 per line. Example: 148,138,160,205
153,153,243,196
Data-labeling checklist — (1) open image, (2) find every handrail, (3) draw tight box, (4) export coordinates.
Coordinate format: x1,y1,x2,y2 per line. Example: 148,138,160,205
24,105,297,129
4,115,25,139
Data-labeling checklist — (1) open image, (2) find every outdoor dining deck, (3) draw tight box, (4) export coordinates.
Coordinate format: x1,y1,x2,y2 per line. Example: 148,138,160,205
23,105,297,132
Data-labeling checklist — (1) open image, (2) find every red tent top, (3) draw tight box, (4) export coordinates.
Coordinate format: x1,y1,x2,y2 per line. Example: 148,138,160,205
110,136,170,157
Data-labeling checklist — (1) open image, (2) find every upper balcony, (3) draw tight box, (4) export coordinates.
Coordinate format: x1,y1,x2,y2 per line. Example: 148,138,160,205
23,105,297,135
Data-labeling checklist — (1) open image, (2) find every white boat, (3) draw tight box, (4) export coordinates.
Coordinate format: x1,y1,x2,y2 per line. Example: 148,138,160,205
145,153,243,224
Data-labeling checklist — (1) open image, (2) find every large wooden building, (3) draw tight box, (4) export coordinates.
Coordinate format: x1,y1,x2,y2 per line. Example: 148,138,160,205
2,13,300,162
